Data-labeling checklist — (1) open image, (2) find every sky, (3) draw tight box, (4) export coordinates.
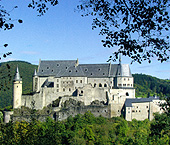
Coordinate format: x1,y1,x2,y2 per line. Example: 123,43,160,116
0,0,170,79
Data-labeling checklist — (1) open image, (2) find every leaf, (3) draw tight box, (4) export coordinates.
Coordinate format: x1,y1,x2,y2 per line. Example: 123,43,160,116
4,44,8,47
18,19,23,23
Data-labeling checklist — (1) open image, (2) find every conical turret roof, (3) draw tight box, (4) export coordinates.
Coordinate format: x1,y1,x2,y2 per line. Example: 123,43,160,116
14,66,22,81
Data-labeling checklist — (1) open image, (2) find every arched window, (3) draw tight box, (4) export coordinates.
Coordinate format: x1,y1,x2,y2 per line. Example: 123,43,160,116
99,83,102,87
104,84,107,87
126,92,129,96
94,83,96,87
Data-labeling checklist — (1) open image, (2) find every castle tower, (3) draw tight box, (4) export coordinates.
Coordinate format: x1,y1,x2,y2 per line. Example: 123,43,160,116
13,66,22,109
33,69,39,92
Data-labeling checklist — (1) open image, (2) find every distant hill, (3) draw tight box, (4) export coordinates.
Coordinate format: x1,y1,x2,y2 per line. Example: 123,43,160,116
0,61,37,109
0,61,170,109
133,74,170,98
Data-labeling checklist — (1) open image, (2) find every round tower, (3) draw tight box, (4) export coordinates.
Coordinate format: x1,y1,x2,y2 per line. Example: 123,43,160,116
13,66,22,109
33,69,39,92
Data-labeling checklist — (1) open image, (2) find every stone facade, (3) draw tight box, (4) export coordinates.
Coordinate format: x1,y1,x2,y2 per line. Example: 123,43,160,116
6,59,164,122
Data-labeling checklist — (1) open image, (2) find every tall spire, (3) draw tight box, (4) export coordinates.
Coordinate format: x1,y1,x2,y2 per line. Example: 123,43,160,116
34,69,37,76
14,66,22,81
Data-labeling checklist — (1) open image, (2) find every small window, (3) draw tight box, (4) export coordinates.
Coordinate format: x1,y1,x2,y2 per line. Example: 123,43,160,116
76,80,78,83
57,64,60,67
57,79,59,82
104,84,107,87
66,67,68,69
146,106,148,108
51,70,54,73
69,70,72,73
126,92,129,96
47,67,49,69
91,73,93,75
69,88,71,91
57,89,59,92
56,84,59,88
94,83,96,87
84,68,88,72
124,78,126,81
63,88,65,92
80,80,82,83
99,83,102,87
81,90,83,94
112,95,114,100
103,73,105,75
98,68,101,71
41,70,43,72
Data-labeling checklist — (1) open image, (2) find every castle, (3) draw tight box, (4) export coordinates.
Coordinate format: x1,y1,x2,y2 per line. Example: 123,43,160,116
4,58,164,123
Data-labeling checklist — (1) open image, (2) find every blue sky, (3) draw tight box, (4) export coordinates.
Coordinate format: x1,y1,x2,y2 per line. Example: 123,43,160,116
0,0,170,79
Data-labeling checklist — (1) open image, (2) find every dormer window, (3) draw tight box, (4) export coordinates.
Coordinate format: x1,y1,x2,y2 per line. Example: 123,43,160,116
47,67,49,69
84,68,88,72
57,64,60,67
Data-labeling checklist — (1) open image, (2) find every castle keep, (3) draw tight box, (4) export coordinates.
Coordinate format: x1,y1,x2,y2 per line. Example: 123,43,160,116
7,59,163,122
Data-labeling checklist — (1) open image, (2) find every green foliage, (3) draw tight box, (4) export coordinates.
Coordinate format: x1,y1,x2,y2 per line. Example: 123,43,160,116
0,61,37,109
77,0,170,63
0,112,169,144
133,74,170,97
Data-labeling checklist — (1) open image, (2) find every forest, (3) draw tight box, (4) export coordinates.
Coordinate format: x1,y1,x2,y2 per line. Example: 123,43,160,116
0,111,169,144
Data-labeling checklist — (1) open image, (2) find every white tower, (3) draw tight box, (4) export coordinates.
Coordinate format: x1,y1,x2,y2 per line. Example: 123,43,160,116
33,69,39,92
13,66,22,109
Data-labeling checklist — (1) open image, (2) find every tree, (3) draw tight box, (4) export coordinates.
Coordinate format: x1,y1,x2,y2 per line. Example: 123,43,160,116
77,0,170,63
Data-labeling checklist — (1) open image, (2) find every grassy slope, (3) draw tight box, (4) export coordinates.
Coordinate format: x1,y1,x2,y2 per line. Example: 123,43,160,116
0,61,37,109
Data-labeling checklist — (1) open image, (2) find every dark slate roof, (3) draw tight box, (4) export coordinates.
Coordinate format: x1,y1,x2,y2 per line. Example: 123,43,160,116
37,60,132,78
125,97,160,107
116,64,132,77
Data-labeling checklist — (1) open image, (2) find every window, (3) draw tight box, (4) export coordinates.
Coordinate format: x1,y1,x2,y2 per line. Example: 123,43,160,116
123,84,126,86
57,79,59,82
126,92,129,96
51,70,54,73
81,90,83,94
57,64,60,67
63,88,65,92
47,67,49,69
56,84,59,88
69,88,71,91
80,80,82,83
124,78,126,81
76,80,78,83
112,95,114,100
57,89,59,92
103,73,105,76
94,83,96,87
99,83,102,87
146,106,148,108
84,68,88,72
104,84,107,87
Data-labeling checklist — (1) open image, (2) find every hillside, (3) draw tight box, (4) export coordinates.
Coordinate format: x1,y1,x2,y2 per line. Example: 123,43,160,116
0,61,170,109
0,61,37,109
133,74,170,98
